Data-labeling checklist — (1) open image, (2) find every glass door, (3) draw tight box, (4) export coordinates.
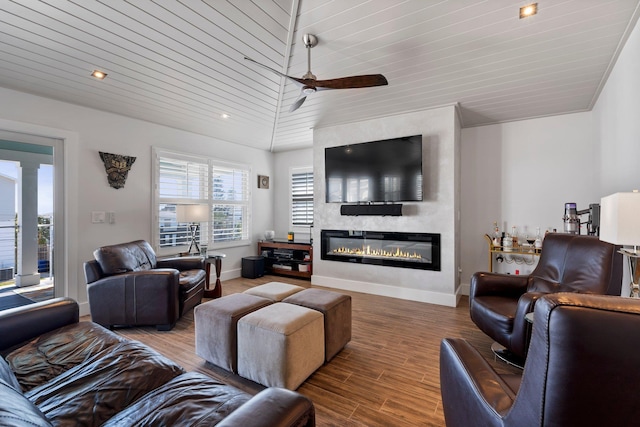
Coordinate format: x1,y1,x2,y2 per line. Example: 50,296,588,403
0,134,59,304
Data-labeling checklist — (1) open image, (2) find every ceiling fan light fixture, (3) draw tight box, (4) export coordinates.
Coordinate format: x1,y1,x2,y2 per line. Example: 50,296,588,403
519,3,537,19
91,70,107,80
302,86,316,95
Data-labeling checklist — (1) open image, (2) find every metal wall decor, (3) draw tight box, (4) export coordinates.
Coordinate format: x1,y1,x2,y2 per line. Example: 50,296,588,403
99,151,136,189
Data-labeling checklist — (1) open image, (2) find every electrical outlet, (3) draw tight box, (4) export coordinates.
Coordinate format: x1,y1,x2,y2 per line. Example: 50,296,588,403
108,212,115,224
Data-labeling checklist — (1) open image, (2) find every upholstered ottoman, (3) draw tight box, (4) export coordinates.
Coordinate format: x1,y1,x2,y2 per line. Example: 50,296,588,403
194,293,273,373
237,302,324,390
243,281,305,301
283,288,352,362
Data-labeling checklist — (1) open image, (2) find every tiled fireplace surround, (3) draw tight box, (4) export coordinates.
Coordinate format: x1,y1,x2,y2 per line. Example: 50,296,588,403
311,106,460,307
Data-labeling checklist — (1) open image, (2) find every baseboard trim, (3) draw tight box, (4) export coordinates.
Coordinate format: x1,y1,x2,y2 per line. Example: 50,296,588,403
312,275,460,307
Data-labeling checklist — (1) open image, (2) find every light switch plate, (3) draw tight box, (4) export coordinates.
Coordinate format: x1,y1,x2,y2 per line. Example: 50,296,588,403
91,211,106,223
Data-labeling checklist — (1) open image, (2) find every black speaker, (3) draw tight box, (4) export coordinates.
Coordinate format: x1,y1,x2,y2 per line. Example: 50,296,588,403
340,204,403,216
242,256,265,279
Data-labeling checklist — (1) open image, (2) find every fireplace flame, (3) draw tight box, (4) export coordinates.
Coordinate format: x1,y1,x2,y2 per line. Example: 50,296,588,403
331,245,423,260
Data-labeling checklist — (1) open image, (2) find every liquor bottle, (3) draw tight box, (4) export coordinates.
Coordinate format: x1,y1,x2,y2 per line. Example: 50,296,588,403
511,226,518,247
492,222,501,247
503,232,513,252
534,227,543,250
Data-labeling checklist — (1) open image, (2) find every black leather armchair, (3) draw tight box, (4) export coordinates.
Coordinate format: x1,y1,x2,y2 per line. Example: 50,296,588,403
84,240,206,331
470,233,622,363
441,293,640,427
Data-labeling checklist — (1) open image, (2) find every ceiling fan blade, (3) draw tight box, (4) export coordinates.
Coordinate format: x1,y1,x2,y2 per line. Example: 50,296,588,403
244,57,305,86
313,74,388,90
289,93,307,112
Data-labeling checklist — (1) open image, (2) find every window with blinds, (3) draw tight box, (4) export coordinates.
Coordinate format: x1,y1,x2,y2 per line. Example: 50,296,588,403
291,168,314,227
154,148,250,252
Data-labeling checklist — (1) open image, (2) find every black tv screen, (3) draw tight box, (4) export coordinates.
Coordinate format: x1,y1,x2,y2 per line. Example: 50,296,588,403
325,135,423,203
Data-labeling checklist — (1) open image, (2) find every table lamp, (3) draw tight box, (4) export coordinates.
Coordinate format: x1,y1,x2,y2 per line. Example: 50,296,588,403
176,204,209,254
600,191,640,297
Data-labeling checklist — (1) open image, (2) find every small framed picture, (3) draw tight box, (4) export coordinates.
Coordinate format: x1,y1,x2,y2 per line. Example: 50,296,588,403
258,175,270,189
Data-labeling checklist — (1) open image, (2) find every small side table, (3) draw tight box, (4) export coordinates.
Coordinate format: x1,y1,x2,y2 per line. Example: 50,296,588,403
204,253,226,299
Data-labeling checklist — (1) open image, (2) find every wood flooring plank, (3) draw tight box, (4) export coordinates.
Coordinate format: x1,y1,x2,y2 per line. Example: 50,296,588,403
102,275,521,426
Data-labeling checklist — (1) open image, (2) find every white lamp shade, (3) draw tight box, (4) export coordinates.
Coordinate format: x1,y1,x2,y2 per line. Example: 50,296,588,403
176,204,209,223
599,192,640,246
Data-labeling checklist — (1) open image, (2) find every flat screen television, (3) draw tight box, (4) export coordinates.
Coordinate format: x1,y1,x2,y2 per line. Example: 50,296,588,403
325,134,423,203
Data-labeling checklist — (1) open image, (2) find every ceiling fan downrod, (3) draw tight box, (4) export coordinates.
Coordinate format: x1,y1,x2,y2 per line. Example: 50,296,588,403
302,34,317,81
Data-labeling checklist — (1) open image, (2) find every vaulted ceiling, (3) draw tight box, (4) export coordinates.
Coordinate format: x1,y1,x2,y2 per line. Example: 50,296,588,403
1,1,638,152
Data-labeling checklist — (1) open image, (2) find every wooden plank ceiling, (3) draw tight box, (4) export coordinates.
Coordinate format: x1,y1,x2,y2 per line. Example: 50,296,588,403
0,0,638,152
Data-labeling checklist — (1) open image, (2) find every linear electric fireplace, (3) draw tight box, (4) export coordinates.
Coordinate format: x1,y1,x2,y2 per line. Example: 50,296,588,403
321,230,441,271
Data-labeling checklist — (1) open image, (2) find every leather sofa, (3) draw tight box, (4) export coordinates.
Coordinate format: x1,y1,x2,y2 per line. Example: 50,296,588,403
440,293,640,427
84,240,206,330
470,233,622,363
0,298,315,427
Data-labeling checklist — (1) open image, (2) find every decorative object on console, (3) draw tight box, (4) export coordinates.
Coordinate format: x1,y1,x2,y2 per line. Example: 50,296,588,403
599,191,640,297
177,204,209,255
99,151,136,189
264,230,275,240
257,175,269,189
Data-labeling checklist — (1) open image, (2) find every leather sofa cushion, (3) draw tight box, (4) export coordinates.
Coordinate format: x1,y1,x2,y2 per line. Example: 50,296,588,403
179,269,207,291
94,240,157,276
26,340,184,427
0,356,21,392
0,379,52,427
102,371,252,426
6,322,127,391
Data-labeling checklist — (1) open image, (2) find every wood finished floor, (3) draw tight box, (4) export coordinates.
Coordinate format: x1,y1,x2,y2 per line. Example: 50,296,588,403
105,276,520,426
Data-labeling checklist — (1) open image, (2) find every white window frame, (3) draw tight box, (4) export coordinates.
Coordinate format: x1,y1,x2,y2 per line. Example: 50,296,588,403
290,166,314,232
152,147,251,255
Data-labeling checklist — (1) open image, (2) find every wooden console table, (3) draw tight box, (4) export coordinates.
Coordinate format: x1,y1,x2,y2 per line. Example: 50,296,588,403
258,240,312,279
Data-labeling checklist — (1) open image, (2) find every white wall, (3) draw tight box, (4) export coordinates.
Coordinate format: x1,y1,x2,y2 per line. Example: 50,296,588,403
460,17,640,295
595,15,640,195
0,87,275,314
311,106,461,307
272,148,313,240
460,112,600,291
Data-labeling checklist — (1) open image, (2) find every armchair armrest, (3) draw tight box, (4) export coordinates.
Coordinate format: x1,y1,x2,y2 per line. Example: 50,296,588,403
87,270,180,329
0,298,79,353
440,338,517,427
157,256,204,271
216,388,315,427
470,272,529,298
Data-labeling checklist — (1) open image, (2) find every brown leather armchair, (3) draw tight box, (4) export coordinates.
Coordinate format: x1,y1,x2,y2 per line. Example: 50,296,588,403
84,240,206,331
441,293,640,427
470,233,622,364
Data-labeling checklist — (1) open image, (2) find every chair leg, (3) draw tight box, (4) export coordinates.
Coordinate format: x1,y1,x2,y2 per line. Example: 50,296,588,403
156,323,175,331
491,342,525,369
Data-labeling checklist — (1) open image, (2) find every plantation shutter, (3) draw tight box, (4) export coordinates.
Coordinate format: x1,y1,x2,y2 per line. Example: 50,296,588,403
211,163,250,242
157,155,208,248
154,148,250,252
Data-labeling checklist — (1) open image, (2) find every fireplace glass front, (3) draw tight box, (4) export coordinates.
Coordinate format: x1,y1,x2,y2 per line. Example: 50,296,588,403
321,230,441,271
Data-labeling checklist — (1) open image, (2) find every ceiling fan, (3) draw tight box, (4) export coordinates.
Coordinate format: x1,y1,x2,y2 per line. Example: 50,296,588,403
245,34,388,112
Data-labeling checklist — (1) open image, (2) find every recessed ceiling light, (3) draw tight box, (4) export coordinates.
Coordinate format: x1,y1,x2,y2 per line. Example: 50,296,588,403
221,113,230,119
519,3,538,19
91,70,107,80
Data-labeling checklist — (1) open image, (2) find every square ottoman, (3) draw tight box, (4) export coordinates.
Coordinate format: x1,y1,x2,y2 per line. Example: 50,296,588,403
237,302,324,390
194,293,273,373
283,288,352,362
243,281,305,301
